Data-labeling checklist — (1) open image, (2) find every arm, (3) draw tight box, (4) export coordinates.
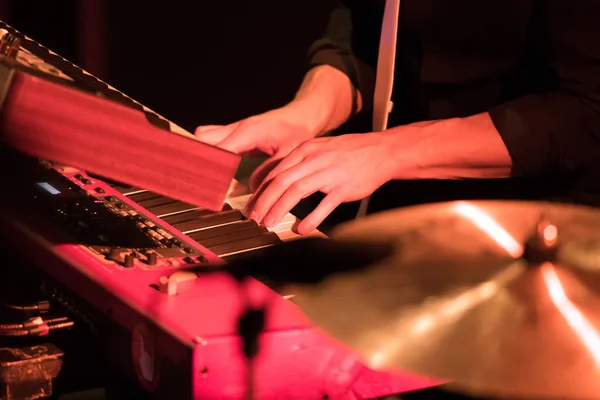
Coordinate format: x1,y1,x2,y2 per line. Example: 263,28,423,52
385,113,513,180
244,0,600,232
290,65,362,138
290,0,368,138
389,0,600,184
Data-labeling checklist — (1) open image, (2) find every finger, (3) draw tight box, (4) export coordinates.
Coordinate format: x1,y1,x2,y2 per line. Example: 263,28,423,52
215,124,264,154
249,155,283,192
243,176,270,219
247,158,320,224
246,143,316,214
296,193,342,235
253,148,307,195
245,150,307,217
194,124,237,145
261,170,327,227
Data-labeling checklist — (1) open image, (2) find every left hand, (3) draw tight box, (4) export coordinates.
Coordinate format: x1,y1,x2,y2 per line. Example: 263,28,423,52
244,132,396,235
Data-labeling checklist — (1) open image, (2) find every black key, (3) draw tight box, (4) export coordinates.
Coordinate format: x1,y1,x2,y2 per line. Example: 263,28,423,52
115,186,144,195
68,70,109,91
101,90,144,111
83,173,139,193
160,209,215,225
148,201,198,216
201,226,269,248
208,233,282,257
145,112,171,131
188,220,259,242
128,192,229,215
128,191,161,203
174,210,244,233
137,196,177,209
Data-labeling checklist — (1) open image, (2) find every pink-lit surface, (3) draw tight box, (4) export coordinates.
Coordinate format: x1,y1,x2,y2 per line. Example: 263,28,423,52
1,71,239,212
0,167,438,399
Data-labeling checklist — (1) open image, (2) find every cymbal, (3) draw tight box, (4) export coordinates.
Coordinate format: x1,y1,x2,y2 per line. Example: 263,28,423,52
280,200,600,399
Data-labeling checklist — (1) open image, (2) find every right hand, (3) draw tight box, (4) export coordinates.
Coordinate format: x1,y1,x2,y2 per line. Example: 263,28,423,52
195,104,320,191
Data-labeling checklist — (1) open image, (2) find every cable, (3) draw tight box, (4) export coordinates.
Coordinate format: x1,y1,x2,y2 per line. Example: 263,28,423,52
0,316,68,330
0,316,74,337
0,329,29,337
3,300,51,313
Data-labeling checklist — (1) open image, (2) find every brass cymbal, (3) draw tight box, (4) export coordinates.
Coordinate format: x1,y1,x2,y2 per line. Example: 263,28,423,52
281,201,600,399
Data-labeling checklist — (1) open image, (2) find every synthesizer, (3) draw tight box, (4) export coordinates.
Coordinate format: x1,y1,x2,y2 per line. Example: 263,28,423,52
0,21,439,399
0,24,239,212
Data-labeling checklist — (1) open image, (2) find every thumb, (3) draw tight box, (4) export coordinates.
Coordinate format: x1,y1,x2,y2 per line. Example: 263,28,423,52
194,124,236,146
215,125,263,154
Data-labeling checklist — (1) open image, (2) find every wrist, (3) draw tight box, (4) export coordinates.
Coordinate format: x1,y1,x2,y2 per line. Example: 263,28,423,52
280,97,333,139
290,65,358,137
374,131,410,182
388,119,468,180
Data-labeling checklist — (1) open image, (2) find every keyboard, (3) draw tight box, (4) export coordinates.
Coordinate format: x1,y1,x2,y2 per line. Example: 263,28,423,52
92,175,324,260
0,23,239,211
0,19,438,400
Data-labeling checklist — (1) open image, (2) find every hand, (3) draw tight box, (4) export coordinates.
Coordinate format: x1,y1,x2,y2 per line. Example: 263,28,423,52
195,103,321,190
245,133,396,235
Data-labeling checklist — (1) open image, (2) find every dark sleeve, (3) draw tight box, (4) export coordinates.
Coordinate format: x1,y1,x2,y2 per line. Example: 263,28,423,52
489,0,600,186
307,0,376,116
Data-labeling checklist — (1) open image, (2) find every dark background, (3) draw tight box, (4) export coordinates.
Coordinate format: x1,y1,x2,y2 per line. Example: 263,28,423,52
0,0,334,132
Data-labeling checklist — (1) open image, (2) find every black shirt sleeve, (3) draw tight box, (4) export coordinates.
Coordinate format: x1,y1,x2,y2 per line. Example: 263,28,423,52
310,0,600,199
489,0,600,184
307,0,376,116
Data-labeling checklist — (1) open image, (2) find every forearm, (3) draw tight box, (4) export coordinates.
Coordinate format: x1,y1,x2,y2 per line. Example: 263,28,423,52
384,0,600,184
386,112,514,180
289,65,362,138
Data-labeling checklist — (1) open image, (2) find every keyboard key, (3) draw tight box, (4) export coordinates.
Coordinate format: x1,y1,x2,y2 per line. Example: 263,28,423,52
128,191,161,203
201,226,269,248
148,201,198,217
136,196,178,209
160,209,216,225
208,232,282,257
188,220,259,242
173,210,244,233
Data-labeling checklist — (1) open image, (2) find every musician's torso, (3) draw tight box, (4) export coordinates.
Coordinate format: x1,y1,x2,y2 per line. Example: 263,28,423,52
345,0,542,124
